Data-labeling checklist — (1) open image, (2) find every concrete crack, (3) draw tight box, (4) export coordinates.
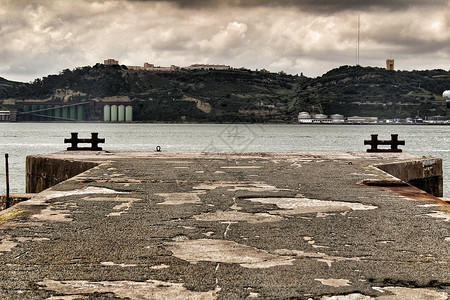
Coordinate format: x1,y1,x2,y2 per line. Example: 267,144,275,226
224,222,233,238
215,263,220,287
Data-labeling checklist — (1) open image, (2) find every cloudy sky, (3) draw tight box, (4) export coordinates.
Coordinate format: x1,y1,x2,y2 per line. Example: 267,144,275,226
1,0,449,82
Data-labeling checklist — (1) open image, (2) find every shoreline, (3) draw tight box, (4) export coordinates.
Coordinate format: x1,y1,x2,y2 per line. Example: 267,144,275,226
2,120,450,125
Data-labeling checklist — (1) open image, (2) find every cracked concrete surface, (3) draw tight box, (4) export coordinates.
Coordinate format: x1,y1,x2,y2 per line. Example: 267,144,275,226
166,238,295,268
39,279,220,299
0,151,448,299
246,197,378,215
156,191,206,205
193,210,285,223
321,287,449,299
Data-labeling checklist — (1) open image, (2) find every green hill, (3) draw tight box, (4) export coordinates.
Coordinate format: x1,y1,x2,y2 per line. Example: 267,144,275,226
300,66,449,119
1,64,449,122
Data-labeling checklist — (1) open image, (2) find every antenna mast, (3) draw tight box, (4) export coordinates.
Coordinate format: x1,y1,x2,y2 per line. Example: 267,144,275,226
357,15,360,66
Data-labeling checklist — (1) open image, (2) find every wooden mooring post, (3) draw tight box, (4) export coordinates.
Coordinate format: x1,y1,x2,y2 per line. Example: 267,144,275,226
64,133,105,151
364,134,405,152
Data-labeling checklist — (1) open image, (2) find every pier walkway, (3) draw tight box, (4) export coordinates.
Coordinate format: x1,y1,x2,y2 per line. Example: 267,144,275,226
0,151,449,299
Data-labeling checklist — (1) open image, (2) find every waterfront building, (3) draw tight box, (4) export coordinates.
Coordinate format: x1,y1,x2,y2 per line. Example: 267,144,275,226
298,112,334,124
298,112,312,123
313,113,327,119
310,114,332,123
347,116,378,124
426,115,448,124
312,118,332,124
443,90,450,98
331,114,345,123
0,111,10,121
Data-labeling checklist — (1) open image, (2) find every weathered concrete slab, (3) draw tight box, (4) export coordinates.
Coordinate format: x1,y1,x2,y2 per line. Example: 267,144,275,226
0,151,449,299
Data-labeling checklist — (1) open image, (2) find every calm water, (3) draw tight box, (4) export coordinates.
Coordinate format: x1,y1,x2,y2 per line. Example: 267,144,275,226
0,123,449,196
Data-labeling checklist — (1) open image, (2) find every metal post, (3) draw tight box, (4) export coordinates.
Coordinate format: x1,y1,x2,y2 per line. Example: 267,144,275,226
5,153,10,209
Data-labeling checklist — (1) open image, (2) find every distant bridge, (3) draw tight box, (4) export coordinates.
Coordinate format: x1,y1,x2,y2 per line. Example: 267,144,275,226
20,102,90,121
18,101,133,122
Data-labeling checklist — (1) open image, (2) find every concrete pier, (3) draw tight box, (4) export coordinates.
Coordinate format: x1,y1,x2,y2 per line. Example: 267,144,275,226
0,151,449,299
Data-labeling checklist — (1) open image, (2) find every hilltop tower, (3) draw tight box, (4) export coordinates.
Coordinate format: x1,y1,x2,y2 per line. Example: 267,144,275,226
104,59,119,65
386,59,394,70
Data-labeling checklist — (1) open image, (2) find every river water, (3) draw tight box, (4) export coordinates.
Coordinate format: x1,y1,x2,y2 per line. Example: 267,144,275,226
0,123,449,197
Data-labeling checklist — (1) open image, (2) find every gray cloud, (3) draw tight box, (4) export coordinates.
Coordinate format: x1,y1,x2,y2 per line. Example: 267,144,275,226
140,0,448,12
0,0,449,82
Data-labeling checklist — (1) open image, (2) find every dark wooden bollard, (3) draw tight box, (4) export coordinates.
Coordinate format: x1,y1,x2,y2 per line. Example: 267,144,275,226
364,134,405,152
64,133,105,151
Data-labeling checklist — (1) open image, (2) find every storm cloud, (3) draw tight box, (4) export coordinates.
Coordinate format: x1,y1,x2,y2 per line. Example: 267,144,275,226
0,0,449,82
139,0,447,12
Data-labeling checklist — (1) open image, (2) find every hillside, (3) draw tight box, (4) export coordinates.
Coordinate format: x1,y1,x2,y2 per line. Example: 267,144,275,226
0,77,23,93
301,66,450,119
0,64,449,122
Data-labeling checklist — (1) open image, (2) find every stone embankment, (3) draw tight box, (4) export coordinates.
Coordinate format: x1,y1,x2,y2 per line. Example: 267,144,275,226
0,151,448,299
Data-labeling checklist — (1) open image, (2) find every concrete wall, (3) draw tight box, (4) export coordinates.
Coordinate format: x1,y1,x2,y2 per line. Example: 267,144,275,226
376,158,443,197
25,153,444,197
26,156,98,193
